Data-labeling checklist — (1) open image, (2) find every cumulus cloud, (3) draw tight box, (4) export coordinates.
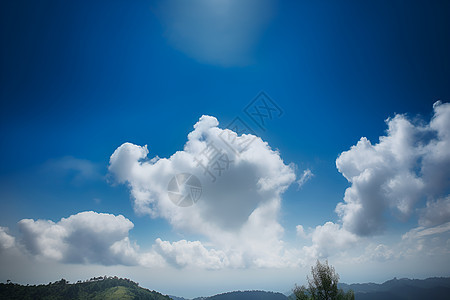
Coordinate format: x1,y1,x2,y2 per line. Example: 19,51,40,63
109,115,296,268
302,222,358,259
336,101,450,236
154,238,229,270
18,211,140,265
297,169,314,189
156,0,275,66
0,227,15,251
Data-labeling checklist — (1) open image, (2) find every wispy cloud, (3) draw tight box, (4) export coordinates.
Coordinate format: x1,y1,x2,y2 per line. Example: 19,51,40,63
296,168,313,189
41,156,102,185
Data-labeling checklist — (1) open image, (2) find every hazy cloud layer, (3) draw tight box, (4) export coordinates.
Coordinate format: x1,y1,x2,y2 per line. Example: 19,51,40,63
419,196,450,227
336,101,450,236
400,222,450,259
359,221,450,263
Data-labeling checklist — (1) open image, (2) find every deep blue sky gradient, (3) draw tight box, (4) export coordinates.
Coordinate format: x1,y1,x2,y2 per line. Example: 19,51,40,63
1,0,449,267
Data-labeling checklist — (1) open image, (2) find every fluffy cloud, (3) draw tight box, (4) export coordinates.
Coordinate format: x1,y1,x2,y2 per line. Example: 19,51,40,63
109,115,296,267
18,211,140,265
302,222,358,259
336,101,450,236
154,238,229,270
0,227,15,251
156,0,274,66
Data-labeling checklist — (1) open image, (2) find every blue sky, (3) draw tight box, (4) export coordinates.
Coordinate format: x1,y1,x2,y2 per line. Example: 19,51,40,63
1,0,450,298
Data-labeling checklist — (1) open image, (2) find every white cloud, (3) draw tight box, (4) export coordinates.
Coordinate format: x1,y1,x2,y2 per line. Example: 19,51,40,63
156,0,275,66
336,101,450,236
296,225,307,238
154,238,229,270
302,222,359,260
109,115,296,268
419,196,450,227
354,222,450,264
297,169,314,189
360,243,395,262
0,227,15,251
402,222,450,240
399,222,450,258
18,211,140,265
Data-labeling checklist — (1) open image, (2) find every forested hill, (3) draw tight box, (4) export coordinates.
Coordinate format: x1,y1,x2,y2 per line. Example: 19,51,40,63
0,276,172,300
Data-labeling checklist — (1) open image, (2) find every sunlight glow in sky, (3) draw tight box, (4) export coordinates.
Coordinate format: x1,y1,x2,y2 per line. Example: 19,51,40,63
1,0,449,298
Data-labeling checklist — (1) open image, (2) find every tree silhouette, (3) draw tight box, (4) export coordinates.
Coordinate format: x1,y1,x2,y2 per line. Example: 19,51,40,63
293,260,354,300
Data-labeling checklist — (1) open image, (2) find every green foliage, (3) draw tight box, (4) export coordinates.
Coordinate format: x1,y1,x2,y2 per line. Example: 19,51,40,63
293,260,354,300
293,285,309,300
0,276,172,300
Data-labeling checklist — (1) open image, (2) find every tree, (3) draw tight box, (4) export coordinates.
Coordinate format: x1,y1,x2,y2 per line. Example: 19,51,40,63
293,260,354,300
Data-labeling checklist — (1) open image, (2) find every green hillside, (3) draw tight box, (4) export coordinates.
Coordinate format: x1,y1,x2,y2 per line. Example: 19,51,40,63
0,276,172,300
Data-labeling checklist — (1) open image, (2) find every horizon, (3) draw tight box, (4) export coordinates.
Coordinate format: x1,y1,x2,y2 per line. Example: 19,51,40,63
1,1,450,299
2,274,450,299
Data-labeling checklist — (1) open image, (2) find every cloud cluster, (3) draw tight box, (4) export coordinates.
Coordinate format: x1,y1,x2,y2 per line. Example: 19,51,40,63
109,115,296,267
156,0,274,66
18,211,139,265
296,102,450,262
7,211,223,269
9,103,449,267
336,101,450,236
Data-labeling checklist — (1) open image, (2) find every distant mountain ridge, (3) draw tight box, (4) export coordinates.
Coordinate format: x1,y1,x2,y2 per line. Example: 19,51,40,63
172,277,450,300
339,277,450,300
170,290,287,300
2,276,449,299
